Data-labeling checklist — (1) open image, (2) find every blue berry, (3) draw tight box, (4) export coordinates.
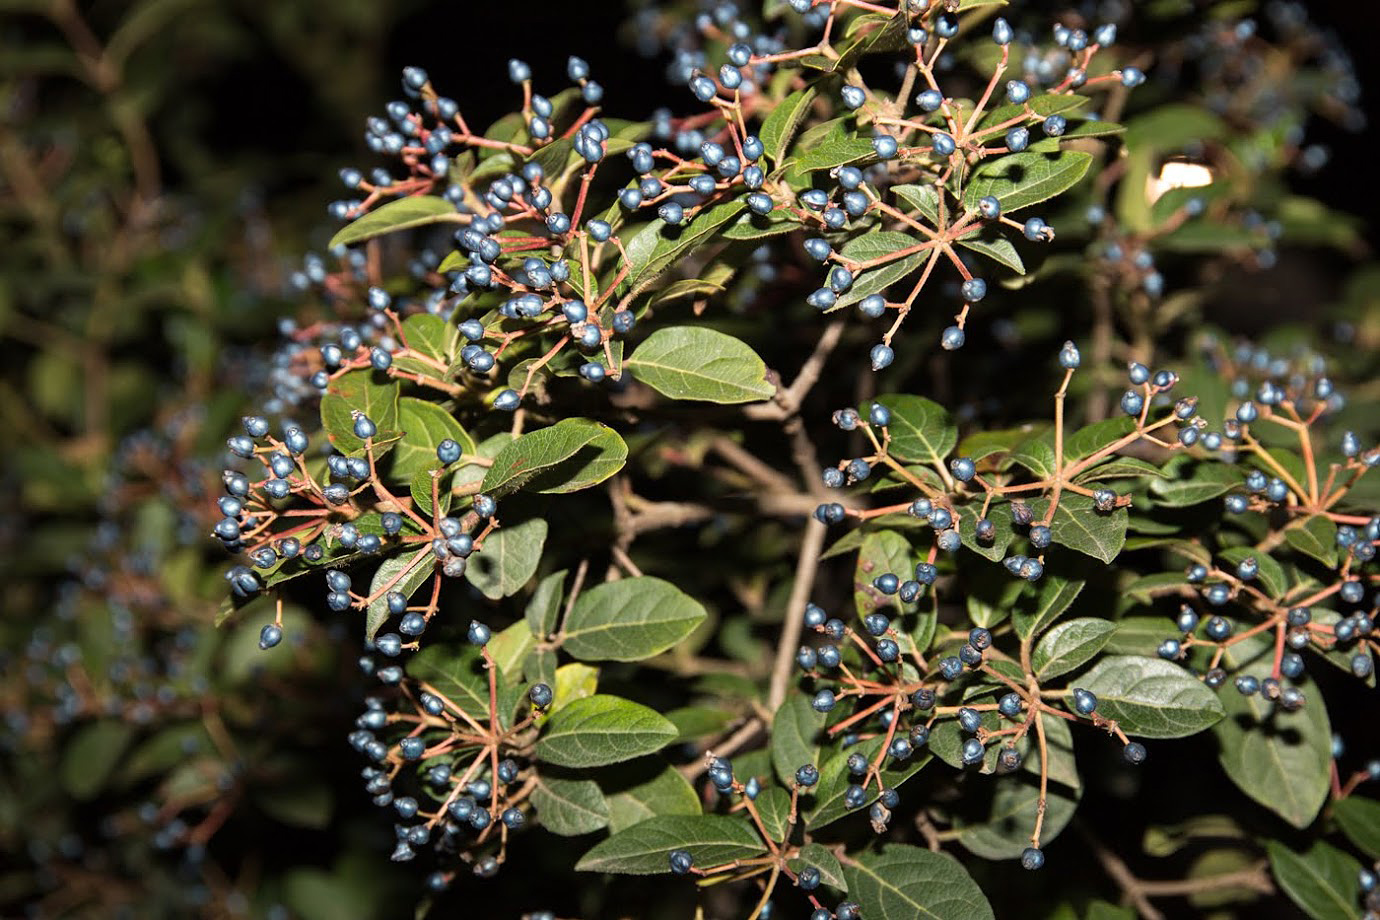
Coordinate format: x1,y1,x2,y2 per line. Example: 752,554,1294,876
669,849,693,875
1021,847,1045,870
258,624,283,650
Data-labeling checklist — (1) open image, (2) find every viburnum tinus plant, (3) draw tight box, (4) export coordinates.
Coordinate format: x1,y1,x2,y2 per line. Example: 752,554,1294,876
215,0,1379,917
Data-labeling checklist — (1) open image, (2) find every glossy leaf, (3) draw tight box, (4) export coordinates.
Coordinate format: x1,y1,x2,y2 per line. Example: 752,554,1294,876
601,759,702,833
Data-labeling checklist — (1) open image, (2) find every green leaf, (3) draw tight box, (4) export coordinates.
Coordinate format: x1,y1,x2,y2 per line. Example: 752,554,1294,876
1333,796,1380,859
482,418,628,496
537,694,678,768
953,772,1078,860
395,313,458,372
957,504,1015,562
1149,462,1242,506
365,548,434,642
875,394,956,466
601,759,702,833
807,740,931,829
562,576,708,662
1266,840,1363,920
525,568,567,637
963,151,1093,214
1218,546,1287,599
1080,655,1225,738
390,398,474,483
61,720,135,800
753,785,792,842
531,775,610,836
843,844,995,920
853,530,915,619
464,517,547,600
794,137,877,173
1285,515,1339,568
1214,635,1331,828
771,693,826,788
320,370,402,457
623,199,748,289
1062,417,1136,463
761,86,816,165
1031,494,1128,564
487,620,538,677
834,233,933,310
789,842,847,892
328,195,458,248
551,662,599,712
408,644,499,727
1033,618,1117,680
951,225,1025,274
575,815,765,874
625,327,774,404
1012,574,1086,639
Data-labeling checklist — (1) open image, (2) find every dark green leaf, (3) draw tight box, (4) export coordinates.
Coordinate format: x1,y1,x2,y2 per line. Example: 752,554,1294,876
575,815,765,874
1266,840,1362,920
390,398,474,482
1333,796,1380,859
875,394,956,466
365,548,434,642
1215,636,1331,828
843,844,995,920
1012,574,1086,639
61,720,135,800
761,86,817,165
525,568,567,638
963,151,1093,214
465,517,547,600
537,695,678,768
328,195,458,248
1031,494,1128,564
623,199,748,289
1080,655,1225,738
1218,546,1287,599
1285,515,1339,568
482,419,628,496
531,775,610,836
1032,617,1117,680
1149,462,1242,506
601,759,702,833
625,327,775,403
834,233,933,310
320,370,402,457
562,576,708,662
771,693,826,788
789,842,847,892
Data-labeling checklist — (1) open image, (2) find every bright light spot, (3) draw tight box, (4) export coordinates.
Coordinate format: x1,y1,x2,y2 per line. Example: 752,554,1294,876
1145,160,1214,204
